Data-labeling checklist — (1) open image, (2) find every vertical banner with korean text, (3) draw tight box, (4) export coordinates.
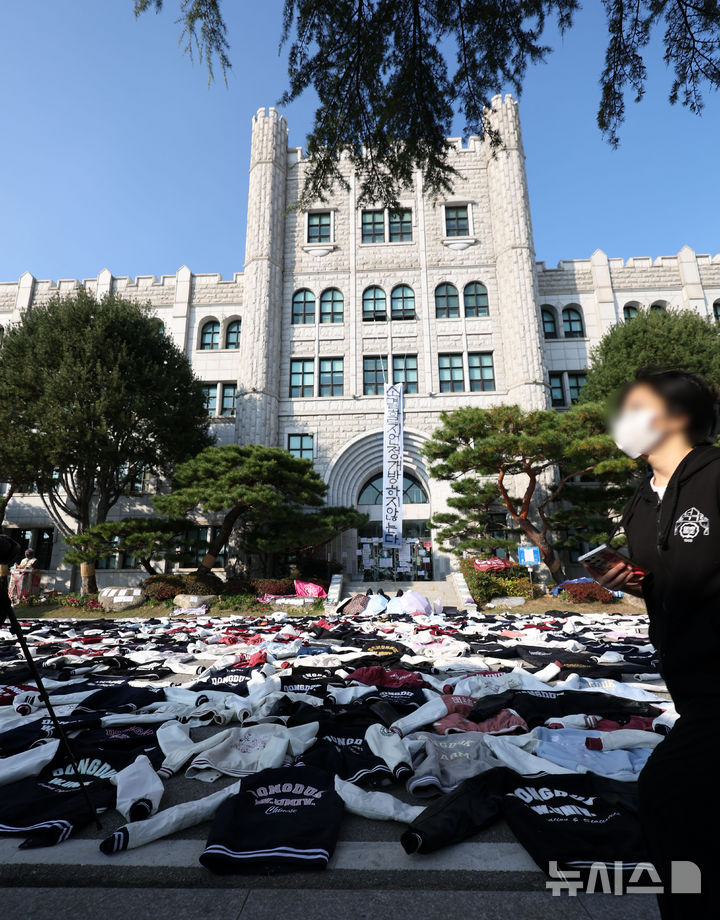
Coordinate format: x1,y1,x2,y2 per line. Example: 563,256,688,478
382,382,404,548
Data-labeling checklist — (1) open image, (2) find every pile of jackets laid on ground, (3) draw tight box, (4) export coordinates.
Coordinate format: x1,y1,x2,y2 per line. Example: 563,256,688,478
0,590,671,881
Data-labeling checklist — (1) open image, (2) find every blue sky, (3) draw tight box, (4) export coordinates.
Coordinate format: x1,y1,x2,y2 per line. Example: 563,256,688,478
1,1,718,282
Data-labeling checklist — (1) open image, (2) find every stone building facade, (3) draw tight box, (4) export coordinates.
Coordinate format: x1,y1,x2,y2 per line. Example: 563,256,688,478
2,95,720,587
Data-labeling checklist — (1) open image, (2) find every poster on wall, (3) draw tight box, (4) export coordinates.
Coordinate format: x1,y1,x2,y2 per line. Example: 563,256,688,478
382,382,404,548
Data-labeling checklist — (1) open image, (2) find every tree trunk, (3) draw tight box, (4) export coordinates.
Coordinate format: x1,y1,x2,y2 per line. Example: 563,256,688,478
195,506,243,575
80,561,98,595
0,483,15,527
515,519,566,584
140,557,158,575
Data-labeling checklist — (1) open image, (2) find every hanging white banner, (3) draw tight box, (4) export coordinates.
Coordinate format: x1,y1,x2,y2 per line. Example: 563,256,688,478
382,382,404,548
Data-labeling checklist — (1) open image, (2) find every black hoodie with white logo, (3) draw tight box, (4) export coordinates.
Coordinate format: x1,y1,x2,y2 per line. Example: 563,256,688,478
622,445,720,707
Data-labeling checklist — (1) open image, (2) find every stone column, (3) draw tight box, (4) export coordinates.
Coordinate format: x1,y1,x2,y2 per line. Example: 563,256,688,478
485,95,547,410
237,107,288,445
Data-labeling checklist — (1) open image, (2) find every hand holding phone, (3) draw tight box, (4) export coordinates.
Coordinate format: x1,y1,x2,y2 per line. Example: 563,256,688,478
578,544,647,594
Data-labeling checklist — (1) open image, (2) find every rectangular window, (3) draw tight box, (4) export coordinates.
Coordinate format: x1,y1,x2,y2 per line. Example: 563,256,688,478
361,209,385,243
288,433,314,460
363,356,388,395
127,466,152,495
444,204,470,237
567,372,587,404
468,352,495,392
220,382,237,416
307,211,332,243
182,526,228,568
290,359,314,397
392,355,418,394
389,208,412,242
438,354,465,393
549,372,566,407
201,383,217,415
319,358,344,396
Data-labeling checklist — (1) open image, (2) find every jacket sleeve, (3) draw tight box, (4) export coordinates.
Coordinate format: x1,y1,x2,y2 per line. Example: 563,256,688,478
400,766,512,854
111,754,165,821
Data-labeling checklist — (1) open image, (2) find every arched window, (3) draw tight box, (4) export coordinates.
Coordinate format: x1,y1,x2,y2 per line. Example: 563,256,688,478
320,288,344,324
391,284,415,320
199,320,220,350
623,302,639,322
363,286,386,322
464,281,488,317
714,300,720,324
435,283,459,319
292,289,315,325
541,306,558,339
562,305,584,338
357,472,429,505
650,301,667,314
225,319,241,348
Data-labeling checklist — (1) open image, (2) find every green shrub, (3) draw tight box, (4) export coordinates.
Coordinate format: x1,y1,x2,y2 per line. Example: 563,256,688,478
223,577,256,595
460,559,539,604
182,571,224,596
141,574,186,601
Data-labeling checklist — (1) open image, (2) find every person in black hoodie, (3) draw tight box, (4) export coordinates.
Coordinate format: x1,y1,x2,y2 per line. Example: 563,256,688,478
585,367,720,920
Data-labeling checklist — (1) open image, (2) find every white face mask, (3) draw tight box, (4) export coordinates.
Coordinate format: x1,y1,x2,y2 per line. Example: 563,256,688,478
611,408,663,459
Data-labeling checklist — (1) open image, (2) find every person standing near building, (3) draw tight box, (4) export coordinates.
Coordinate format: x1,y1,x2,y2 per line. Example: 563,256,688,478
9,548,37,603
585,368,720,919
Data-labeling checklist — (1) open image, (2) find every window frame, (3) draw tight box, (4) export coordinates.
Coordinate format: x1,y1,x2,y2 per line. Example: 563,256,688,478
362,286,387,322
363,355,388,395
388,207,412,242
443,203,472,238
201,383,218,415
288,433,314,460
199,320,220,350
434,282,460,319
541,306,558,339
562,305,585,338
623,303,639,322
549,371,566,407
714,300,720,324
318,357,344,397
390,284,416,321
361,209,385,244
468,352,495,392
225,319,242,349
306,210,333,244
392,354,419,394
319,288,344,324
438,353,465,393
220,382,237,416
291,289,316,325
566,371,587,404
464,281,489,318
289,358,315,398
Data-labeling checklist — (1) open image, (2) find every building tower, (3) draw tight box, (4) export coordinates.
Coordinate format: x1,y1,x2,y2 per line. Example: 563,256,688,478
236,106,288,445
486,95,548,410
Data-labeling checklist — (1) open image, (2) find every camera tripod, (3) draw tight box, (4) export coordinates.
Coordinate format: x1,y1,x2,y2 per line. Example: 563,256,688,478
0,535,101,830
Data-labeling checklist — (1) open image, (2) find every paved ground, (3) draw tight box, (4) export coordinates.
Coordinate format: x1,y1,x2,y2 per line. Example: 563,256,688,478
3,887,661,920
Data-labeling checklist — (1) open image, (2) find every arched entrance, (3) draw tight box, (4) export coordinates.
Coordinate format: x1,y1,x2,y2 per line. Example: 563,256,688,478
356,471,433,580
324,428,435,580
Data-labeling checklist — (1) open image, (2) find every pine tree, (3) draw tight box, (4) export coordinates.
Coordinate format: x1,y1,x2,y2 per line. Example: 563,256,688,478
154,444,365,575
425,403,635,581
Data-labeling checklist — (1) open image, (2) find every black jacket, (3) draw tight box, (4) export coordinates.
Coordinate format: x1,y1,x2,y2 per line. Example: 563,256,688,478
622,445,720,708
